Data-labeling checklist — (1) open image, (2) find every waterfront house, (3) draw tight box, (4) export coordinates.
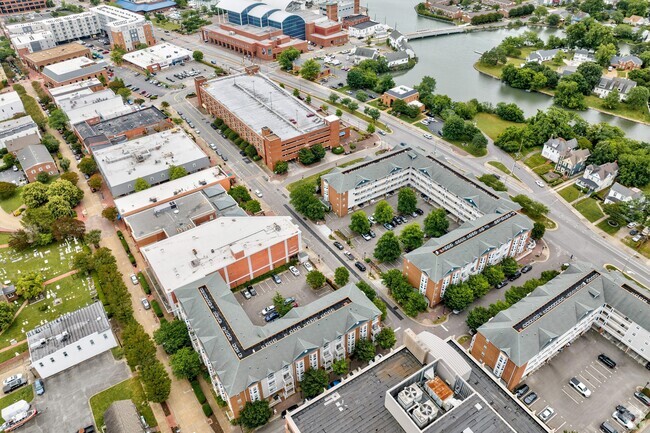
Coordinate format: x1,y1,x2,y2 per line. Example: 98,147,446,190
603,182,645,205
526,48,559,63
610,54,643,70
576,162,619,192
594,77,637,100
541,137,578,163
351,46,379,63
573,49,595,64
555,148,591,177
385,51,410,68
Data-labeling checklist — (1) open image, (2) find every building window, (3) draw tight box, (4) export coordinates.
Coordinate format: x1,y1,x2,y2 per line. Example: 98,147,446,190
63,351,68,357
347,331,355,354
295,360,305,382
90,340,95,345
249,385,260,402
309,352,318,370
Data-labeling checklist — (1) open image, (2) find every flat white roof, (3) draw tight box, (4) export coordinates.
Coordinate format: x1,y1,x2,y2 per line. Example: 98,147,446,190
114,166,229,216
123,43,192,69
43,57,98,75
48,79,102,98
64,92,133,125
0,91,23,107
94,129,207,188
201,73,327,141
142,216,300,293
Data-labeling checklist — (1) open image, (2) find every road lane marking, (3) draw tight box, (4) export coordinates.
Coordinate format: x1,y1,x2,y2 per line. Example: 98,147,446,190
394,327,401,332
440,324,448,332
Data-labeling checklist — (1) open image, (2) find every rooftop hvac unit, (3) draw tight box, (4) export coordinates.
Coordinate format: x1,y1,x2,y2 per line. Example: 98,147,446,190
411,401,437,428
55,331,70,343
398,384,422,410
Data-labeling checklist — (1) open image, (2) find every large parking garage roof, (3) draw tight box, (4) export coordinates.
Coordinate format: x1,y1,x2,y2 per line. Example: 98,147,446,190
201,73,326,141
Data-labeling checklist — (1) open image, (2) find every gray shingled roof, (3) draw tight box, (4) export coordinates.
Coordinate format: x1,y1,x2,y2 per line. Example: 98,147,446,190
104,400,143,433
322,147,520,215
176,276,380,397
385,51,409,63
477,263,650,366
596,76,637,95
404,212,532,282
607,182,643,201
544,137,577,153
16,144,54,170
353,47,378,59
610,54,643,66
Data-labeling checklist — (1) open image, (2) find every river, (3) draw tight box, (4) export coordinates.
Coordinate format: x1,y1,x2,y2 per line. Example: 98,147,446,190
367,0,649,140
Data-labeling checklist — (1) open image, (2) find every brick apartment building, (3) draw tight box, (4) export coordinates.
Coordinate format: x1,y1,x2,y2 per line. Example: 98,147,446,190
141,215,303,310
470,263,650,390
0,0,46,15
195,72,344,170
22,42,91,71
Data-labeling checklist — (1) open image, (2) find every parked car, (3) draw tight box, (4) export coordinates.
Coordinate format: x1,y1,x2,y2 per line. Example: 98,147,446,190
383,222,394,230
328,380,341,389
254,189,263,198
523,392,538,405
242,288,251,300
247,286,257,296
634,391,650,406
34,379,44,395
289,266,300,276
537,407,555,422
369,230,376,238
344,251,354,260
265,311,280,322
355,261,367,272
569,377,591,397
272,274,282,284
3,375,23,386
495,280,508,289
612,410,634,429
598,353,616,369
632,235,642,242
261,305,275,316
130,274,139,285
362,233,372,241
521,264,533,273
333,241,344,250
627,222,638,228
141,298,150,310
303,261,314,272
508,271,522,281
3,377,27,394
415,208,424,215
629,229,639,236
514,383,529,398
368,215,376,224
600,421,619,433
615,405,635,421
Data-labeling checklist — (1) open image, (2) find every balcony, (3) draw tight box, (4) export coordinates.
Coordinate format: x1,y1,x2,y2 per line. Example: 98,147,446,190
334,344,345,360
283,372,293,384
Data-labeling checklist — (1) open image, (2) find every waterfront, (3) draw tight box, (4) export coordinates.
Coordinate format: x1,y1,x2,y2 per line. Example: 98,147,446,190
368,0,648,140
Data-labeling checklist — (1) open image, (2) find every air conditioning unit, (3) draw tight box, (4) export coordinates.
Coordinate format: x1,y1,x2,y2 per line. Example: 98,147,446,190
411,401,437,428
398,384,422,410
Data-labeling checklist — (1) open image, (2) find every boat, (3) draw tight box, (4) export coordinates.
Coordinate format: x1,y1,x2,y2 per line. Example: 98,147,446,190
0,409,37,432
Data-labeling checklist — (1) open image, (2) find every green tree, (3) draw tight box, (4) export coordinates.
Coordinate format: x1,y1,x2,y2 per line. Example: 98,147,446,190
78,157,97,176
16,272,45,300
602,88,620,109
500,257,519,277
88,174,103,190
52,216,86,242
301,368,328,398
154,319,191,354
48,109,68,130
274,160,288,174
466,306,491,331
228,185,251,203
554,79,586,110
116,87,131,100
122,322,157,368
277,47,300,70
347,101,359,112
531,222,546,240
169,165,188,180
306,270,326,289
46,195,74,219
3,153,16,168
374,231,401,262
483,265,505,286
374,200,394,224
397,187,417,214
0,303,15,332
329,92,340,104
576,62,603,90
495,102,525,122
141,360,171,403
244,200,261,214
84,229,102,247
350,210,371,234
442,114,467,140
373,297,387,320
547,13,560,26
170,347,202,379
102,206,118,221
22,181,49,208
48,179,83,207
335,108,343,117
61,172,78,185
375,327,396,349
290,182,324,220
41,133,60,153
512,195,549,218
357,281,376,301
134,178,150,192
467,274,490,299
626,86,650,110
273,292,293,317
367,123,376,133
0,182,17,199
332,359,348,376
356,90,368,102
192,50,203,61
442,283,474,311
300,59,321,81
334,267,350,287
399,223,424,252
595,43,617,66
353,338,376,362
423,208,448,237
238,401,272,429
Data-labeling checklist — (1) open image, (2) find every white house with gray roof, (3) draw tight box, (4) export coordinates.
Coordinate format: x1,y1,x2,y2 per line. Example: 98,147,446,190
525,49,559,63
0,116,41,153
541,137,578,163
176,275,381,419
471,263,650,389
594,76,637,100
576,161,619,192
604,182,645,205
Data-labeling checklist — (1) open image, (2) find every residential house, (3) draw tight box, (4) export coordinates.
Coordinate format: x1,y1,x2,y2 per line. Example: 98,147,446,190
610,54,643,70
525,48,560,63
555,148,591,177
388,29,405,49
427,1,463,19
0,285,17,303
347,20,382,38
594,77,637,100
351,46,379,62
541,137,578,163
573,49,595,64
576,162,619,192
16,144,58,183
384,51,409,68
623,15,648,26
571,11,590,22
604,182,645,205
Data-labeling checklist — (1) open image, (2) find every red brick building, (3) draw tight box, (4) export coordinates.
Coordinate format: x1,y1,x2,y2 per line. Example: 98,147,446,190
16,144,59,183
0,0,46,14
305,20,348,47
201,24,308,60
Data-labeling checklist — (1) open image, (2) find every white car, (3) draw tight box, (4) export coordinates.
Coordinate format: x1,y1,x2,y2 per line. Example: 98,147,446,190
289,266,300,276
612,411,635,429
535,180,545,188
130,274,139,285
627,221,638,228
423,133,433,139
254,189,263,198
261,305,275,316
569,377,591,397
537,407,555,423
303,261,314,272
3,374,23,386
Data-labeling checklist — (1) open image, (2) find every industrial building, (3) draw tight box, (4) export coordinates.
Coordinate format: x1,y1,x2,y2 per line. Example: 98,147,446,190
27,302,117,379
471,263,650,390
122,42,192,72
176,276,381,419
41,57,108,88
0,91,25,122
93,129,209,196
141,215,302,310
287,331,549,433
195,72,343,170
56,89,133,125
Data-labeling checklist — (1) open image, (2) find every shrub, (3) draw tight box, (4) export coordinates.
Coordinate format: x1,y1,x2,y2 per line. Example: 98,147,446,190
332,146,345,155
202,402,213,417
151,300,163,318
191,380,207,404
138,272,151,295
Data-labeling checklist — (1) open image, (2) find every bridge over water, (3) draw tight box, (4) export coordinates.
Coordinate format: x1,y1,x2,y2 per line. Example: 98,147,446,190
404,21,510,40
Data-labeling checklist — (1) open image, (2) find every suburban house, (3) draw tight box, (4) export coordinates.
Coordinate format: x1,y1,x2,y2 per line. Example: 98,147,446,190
610,54,643,70
573,49,595,63
385,51,410,68
555,148,591,177
576,162,619,192
380,85,421,108
525,48,559,63
623,15,648,26
604,182,645,205
387,28,416,59
351,46,379,62
594,77,637,100
541,137,578,163
16,144,58,183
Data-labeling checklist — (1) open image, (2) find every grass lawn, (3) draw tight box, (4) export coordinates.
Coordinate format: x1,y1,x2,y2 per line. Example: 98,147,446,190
584,95,650,124
313,95,390,131
0,342,27,364
573,197,604,223
391,112,425,123
558,185,582,203
89,378,157,429
524,152,548,169
475,113,523,140
0,232,13,245
487,161,519,180
473,49,533,78
0,386,34,423
286,158,364,193
0,187,24,214
367,100,388,111
0,274,95,350
622,238,650,260
152,19,180,31
596,220,621,235
0,240,84,283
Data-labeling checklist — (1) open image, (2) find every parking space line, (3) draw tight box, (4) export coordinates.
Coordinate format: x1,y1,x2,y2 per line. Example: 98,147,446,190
578,373,598,386
583,370,601,384
555,421,565,430
589,363,610,378
562,388,580,404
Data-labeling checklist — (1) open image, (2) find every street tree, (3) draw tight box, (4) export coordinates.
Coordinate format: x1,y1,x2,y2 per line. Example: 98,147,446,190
300,59,321,81
306,270,326,289
141,360,171,403
277,47,300,71
374,297,387,320
273,292,293,317
228,185,251,204
423,208,449,237
244,200,261,214
374,232,401,262
154,319,191,354
500,257,519,276
512,195,548,218
290,183,324,220
374,200,394,224
531,222,546,240
41,133,60,153
84,229,102,248
397,187,417,214
48,179,84,207
134,178,150,192
353,338,376,362
88,174,103,190
301,368,328,398
170,347,202,379
60,171,78,185
78,157,97,175
349,210,370,234
332,359,348,376
467,274,490,299
375,327,396,349
102,206,118,221
399,223,424,252
466,306,491,331
192,50,203,61
329,93,340,104
334,267,350,287
48,109,68,130
442,283,474,311
482,265,505,286
239,401,272,429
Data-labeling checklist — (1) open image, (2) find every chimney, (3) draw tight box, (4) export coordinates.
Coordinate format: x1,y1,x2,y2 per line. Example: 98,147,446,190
326,2,338,21
354,0,360,14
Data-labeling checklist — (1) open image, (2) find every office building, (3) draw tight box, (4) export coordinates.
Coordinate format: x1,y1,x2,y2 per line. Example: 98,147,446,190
48,78,104,100
287,330,549,433
176,277,380,419
0,91,25,122
93,129,209,196
142,215,301,310
41,57,108,88
471,263,650,390
56,89,133,125
195,72,342,170
0,116,41,153
122,42,192,72
0,0,46,14
27,302,118,378
9,33,57,56
22,42,91,71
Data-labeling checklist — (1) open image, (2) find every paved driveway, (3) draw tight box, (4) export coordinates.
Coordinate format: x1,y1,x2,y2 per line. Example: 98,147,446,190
23,352,130,433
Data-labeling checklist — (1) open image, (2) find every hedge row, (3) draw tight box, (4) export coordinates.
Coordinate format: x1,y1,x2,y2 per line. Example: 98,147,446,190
138,272,151,295
151,300,163,318
191,380,207,404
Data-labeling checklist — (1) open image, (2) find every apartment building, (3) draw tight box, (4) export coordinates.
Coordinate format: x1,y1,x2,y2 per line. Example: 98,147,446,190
470,263,650,390
176,276,380,419
0,116,41,153
0,91,25,122
141,215,302,310
93,5,156,51
9,33,57,56
195,72,343,170
93,129,209,197
22,42,91,71
7,12,101,46
0,0,46,15
41,57,108,88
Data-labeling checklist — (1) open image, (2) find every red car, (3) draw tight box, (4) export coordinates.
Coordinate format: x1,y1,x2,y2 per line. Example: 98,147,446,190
102,50,109,54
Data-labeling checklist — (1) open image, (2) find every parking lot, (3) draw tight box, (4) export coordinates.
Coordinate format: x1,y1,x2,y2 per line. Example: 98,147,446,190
236,265,334,326
324,194,459,272
23,352,130,433
523,330,650,432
